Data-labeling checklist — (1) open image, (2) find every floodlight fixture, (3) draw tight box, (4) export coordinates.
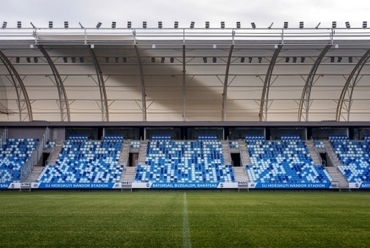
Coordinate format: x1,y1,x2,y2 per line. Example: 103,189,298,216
330,57,335,63
205,21,210,29
301,57,305,63
71,57,76,63
236,22,241,29
190,21,195,29
213,44,217,49
123,57,127,63
283,22,288,29
152,44,156,49
112,22,116,29
26,57,31,63
17,21,21,28
30,22,36,29
158,21,162,29
115,57,119,63
63,57,68,63
345,21,350,29
174,21,178,29
64,21,69,29
151,57,155,63
2,21,6,29
248,57,252,63
34,57,38,63
127,21,132,29
332,21,337,28
292,57,297,63
90,44,94,49
143,21,147,29
79,57,84,63
299,21,304,29
16,57,20,63
161,57,165,63
285,57,290,63
79,22,84,29
105,57,109,63
213,57,217,63
315,22,321,29
49,21,53,29
338,57,342,62
170,57,174,63
240,57,245,63
363,21,367,28
349,57,353,63
221,21,225,29
29,44,34,49
203,57,207,63
96,22,102,29
251,22,256,29
274,44,278,49
258,57,262,63
268,22,274,29
334,44,339,49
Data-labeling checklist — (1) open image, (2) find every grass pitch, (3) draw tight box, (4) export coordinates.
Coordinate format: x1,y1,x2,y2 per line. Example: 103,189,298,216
1,191,370,247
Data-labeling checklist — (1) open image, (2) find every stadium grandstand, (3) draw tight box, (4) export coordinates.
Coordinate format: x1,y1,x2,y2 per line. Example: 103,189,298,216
1,21,370,191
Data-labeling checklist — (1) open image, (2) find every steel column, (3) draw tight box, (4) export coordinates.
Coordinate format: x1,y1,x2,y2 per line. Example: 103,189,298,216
134,44,147,121
336,49,370,121
259,45,282,121
222,44,234,121
37,45,70,121
86,45,109,121
182,44,186,121
298,45,331,121
0,51,33,121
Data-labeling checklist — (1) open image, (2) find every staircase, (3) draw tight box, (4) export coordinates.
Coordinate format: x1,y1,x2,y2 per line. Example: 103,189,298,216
23,166,44,182
323,140,342,166
326,166,350,190
238,140,251,165
305,140,322,165
233,167,249,182
120,167,136,182
137,140,148,165
47,141,63,165
119,140,130,166
221,140,232,165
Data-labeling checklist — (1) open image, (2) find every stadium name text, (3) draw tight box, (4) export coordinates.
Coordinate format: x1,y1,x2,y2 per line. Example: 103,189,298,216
249,183,331,189
151,183,219,188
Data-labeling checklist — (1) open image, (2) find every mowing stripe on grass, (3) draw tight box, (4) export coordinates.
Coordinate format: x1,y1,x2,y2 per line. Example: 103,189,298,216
183,193,191,248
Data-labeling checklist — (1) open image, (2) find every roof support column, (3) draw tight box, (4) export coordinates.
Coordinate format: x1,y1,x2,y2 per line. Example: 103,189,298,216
86,45,109,121
38,45,70,121
298,45,331,121
336,49,370,121
222,44,234,121
182,44,186,121
259,45,282,121
134,44,147,121
0,51,33,121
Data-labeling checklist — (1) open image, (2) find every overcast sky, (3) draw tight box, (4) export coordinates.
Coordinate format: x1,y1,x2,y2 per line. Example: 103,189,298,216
0,0,369,29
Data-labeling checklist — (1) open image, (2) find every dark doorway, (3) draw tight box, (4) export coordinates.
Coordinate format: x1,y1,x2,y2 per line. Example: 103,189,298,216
42,152,50,166
319,152,327,166
129,153,138,167
231,153,241,167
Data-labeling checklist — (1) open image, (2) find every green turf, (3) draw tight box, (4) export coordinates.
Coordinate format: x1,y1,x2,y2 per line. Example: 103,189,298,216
1,191,370,247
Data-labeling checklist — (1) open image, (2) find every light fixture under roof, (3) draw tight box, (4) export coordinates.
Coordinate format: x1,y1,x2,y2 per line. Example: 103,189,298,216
205,21,210,29
64,21,69,29
26,57,30,63
105,57,109,63
17,21,21,28
258,57,262,63
203,57,207,63
127,21,132,29
112,21,116,29
315,22,321,29
115,57,119,63
285,57,290,63
332,21,337,28
345,21,350,29
349,57,353,63
248,57,252,63
96,22,102,29
79,22,84,29
170,57,174,63
190,21,195,29
161,57,165,63
123,57,127,63
299,21,304,29
71,57,76,63
251,22,256,29
301,57,305,63
174,21,178,29
292,57,297,63
79,57,84,63
283,22,288,29
151,57,155,63
213,57,217,63
143,21,147,29
221,21,225,29
49,21,53,29
158,21,162,29
338,57,342,62
16,57,20,63
236,21,241,29
363,21,367,28
240,57,245,63
30,22,36,29
268,22,274,29
2,21,6,29
63,57,68,63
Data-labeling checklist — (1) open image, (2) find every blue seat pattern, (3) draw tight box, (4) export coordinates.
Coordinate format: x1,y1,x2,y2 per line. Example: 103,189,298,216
135,140,234,183
37,136,123,183
331,136,370,183
0,138,38,183
246,136,331,184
